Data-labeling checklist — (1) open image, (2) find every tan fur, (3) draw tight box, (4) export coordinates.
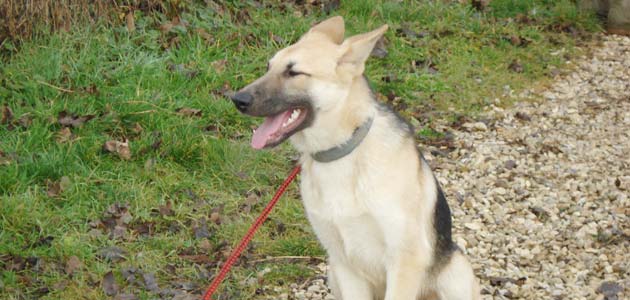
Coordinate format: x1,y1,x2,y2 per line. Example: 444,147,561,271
236,16,480,300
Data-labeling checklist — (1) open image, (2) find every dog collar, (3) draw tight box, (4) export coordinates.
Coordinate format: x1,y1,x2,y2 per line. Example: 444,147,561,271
311,117,374,163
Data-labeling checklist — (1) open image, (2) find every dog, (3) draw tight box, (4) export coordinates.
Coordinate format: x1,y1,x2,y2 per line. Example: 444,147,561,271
230,16,480,300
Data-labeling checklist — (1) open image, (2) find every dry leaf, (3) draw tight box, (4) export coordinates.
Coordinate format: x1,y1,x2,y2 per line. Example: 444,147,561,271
0,151,11,165
58,111,95,128
65,256,82,275
159,22,173,34
132,122,143,134
158,201,174,216
114,294,138,300
211,59,227,73
198,239,212,251
195,28,214,43
192,218,210,239
471,0,490,11
47,180,62,197
46,176,69,197
142,272,159,292
56,127,73,143
103,139,131,160
102,271,119,296
97,246,127,262
209,211,221,224
370,36,388,58
144,158,155,171
126,12,135,32
1,105,13,125
508,59,524,73
176,108,202,117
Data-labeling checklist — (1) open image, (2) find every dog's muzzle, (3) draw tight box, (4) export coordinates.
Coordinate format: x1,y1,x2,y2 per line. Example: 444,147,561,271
231,91,253,112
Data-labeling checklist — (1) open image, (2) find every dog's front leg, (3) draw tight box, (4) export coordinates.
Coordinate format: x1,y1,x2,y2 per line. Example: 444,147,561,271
328,258,373,300
383,252,426,300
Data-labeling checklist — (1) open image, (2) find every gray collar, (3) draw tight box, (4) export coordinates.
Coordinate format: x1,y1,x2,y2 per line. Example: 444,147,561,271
311,117,374,163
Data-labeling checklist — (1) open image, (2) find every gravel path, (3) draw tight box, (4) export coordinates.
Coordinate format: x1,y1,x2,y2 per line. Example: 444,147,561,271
275,34,630,300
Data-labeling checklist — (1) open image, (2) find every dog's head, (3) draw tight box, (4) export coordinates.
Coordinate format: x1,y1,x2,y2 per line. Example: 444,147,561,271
231,16,388,149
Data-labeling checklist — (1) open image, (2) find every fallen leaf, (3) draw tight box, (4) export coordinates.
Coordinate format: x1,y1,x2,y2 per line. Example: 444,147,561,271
175,281,200,292
209,211,221,225
56,127,73,143
1,104,13,124
58,111,95,128
488,276,517,286
102,271,119,296
192,218,211,239
158,201,174,216
115,293,138,300
84,84,99,95
514,111,531,121
16,114,32,128
97,246,127,263
529,206,550,221
508,59,524,73
471,0,490,11
322,0,340,14
53,280,68,291
195,28,214,43
65,256,82,276
151,132,162,150
176,108,202,117
144,158,156,171
126,11,135,32
178,254,212,264
47,180,61,197
120,267,138,284
211,59,227,74
29,236,54,248
111,225,127,240
142,272,159,292
132,221,155,236
132,122,143,134
396,24,427,39
103,139,131,160
198,239,212,252
370,36,388,58
271,33,284,44
160,22,174,34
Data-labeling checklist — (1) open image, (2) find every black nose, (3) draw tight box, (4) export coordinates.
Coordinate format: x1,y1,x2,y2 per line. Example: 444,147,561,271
231,92,253,112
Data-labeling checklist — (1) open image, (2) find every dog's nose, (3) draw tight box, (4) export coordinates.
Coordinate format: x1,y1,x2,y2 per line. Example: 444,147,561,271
231,92,253,112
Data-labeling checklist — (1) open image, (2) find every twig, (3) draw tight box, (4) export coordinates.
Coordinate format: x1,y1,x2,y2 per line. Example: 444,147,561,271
250,256,326,264
127,110,157,115
36,80,74,93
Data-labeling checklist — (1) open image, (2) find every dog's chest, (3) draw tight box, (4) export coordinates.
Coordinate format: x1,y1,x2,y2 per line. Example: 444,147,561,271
300,161,386,275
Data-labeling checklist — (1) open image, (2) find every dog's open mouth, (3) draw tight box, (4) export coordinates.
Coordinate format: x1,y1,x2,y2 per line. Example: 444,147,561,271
251,107,308,149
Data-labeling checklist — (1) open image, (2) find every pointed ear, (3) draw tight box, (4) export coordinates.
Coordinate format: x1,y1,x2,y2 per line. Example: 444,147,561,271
307,16,345,44
338,24,388,76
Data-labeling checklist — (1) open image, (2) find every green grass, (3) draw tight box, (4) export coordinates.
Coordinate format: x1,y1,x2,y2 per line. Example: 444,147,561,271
0,0,599,299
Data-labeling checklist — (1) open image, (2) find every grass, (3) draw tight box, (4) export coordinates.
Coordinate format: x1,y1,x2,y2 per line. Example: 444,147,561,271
0,0,599,299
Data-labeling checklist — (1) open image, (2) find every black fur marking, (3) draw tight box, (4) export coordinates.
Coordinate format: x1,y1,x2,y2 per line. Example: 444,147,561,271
433,179,455,258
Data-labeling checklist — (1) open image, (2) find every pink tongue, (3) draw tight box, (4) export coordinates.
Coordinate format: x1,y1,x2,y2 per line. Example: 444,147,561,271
251,110,291,149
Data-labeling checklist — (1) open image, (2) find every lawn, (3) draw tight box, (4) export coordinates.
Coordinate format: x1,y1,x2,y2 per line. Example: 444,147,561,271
0,0,599,299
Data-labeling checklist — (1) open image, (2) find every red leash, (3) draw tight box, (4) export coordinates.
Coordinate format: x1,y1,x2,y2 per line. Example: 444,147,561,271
202,165,302,300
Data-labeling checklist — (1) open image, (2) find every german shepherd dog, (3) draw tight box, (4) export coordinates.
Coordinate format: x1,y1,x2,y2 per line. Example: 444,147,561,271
230,16,480,300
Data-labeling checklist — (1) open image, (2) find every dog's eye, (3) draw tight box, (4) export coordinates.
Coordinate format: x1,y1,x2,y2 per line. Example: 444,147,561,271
287,70,304,77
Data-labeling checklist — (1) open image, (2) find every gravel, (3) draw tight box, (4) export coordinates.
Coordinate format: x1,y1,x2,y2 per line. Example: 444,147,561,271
267,34,630,300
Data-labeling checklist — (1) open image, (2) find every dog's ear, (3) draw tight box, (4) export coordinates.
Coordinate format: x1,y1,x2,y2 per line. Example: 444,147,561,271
338,24,388,76
307,16,345,44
